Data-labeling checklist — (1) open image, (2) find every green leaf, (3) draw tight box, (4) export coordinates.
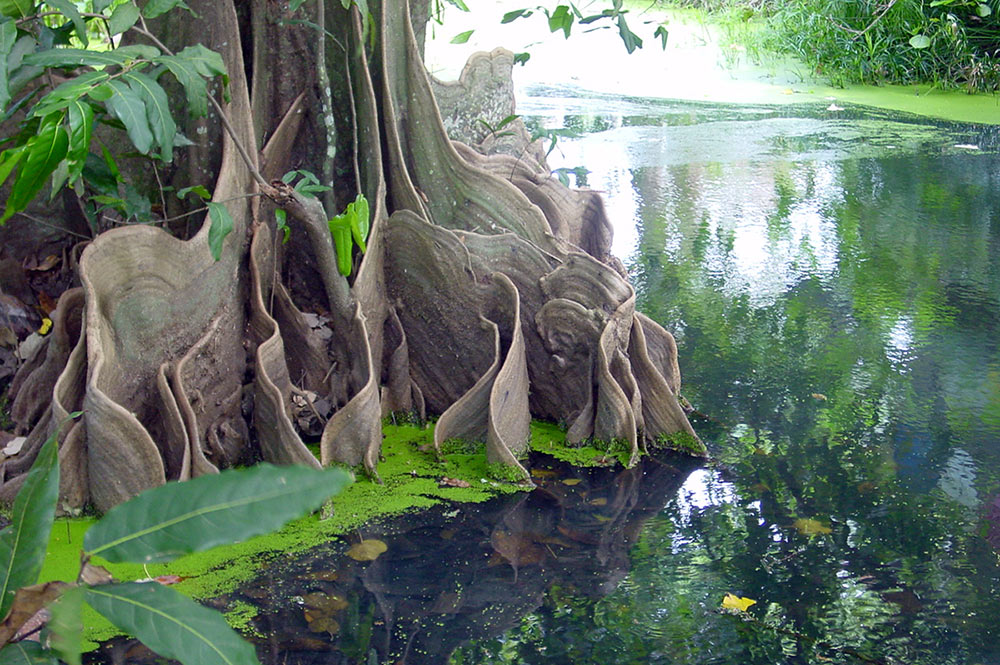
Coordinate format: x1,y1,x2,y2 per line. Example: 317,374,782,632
84,583,259,665
348,193,369,251
23,48,128,68
93,0,112,11
274,208,290,244
0,642,59,665
1,113,69,224
31,70,109,117
177,184,210,200
655,24,668,49
977,2,991,16
0,427,61,618
616,14,641,53
105,79,153,155
154,54,208,116
84,464,350,563
548,5,573,38
0,146,24,189
501,8,531,23
123,71,175,161
328,215,353,276
0,18,15,109
204,201,232,261
513,51,530,66
47,585,83,665
42,0,88,47
175,43,226,78
290,0,309,9
141,0,191,19
450,29,473,44
65,99,93,183
108,2,140,36
0,0,32,19
909,34,932,48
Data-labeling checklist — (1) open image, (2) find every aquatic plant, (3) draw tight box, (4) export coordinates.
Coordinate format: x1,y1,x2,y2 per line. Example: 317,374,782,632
0,420,350,665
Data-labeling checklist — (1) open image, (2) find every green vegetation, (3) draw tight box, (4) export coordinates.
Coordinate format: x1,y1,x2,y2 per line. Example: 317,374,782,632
660,0,1000,91
0,421,351,665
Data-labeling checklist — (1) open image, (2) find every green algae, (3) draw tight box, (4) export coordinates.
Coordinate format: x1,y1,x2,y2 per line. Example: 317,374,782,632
654,430,707,457
36,422,543,649
528,422,633,468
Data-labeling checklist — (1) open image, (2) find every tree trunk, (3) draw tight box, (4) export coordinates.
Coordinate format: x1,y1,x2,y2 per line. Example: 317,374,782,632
1,0,703,513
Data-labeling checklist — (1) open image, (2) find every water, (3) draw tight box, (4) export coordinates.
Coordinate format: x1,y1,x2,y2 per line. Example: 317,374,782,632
218,93,1000,664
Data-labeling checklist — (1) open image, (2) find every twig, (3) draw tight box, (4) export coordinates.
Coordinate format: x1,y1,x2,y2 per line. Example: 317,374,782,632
830,0,899,39
14,212,91,240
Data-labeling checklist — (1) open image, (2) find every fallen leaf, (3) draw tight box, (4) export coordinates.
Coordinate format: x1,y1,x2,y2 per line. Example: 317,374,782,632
561,478,582,486
530,468,559,479
3,436,26,456
346,539,388,562
722,593,757,612
38,318,52,335
302,592,348,612
588,497,607,506
793,517,832,536
439,477,470,488
27,255,60,272
153,575,184,585
0,581,68,644
811,393,828,401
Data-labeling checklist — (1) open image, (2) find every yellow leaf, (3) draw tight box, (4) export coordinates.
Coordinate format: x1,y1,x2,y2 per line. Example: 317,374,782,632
721,593,757,612
561,479,582,486
38,318,52,335
346,539,388,561
793,517,832,535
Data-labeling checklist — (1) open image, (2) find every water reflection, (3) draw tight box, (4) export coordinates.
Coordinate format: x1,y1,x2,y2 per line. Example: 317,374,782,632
228,455,699,665
512,94,1000,664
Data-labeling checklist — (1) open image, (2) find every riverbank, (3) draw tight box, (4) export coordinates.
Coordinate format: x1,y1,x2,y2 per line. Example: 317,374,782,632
424,3,1000,125
39,420,653,649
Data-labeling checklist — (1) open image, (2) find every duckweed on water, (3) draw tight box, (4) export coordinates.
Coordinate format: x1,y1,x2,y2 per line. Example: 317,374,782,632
38,421,579,649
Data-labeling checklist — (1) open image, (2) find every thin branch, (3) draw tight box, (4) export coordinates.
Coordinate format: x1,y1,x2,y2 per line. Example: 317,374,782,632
14,212,91,240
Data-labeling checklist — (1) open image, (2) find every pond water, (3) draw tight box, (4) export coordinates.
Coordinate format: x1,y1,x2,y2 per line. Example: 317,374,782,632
213,90,1000,665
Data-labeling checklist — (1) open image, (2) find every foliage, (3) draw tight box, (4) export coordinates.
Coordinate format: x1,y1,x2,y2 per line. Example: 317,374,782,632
666,0,1000,91
0,418,351,665
502,0,665,54
0,1,229,240
327,193,369,277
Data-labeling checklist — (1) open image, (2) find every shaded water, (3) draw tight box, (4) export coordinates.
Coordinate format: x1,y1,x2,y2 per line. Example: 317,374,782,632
222,92,1000,664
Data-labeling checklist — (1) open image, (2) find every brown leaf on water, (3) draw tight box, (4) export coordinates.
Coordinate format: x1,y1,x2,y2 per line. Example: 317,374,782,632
302,592,348,612
490,528,546,582
561,478,582,486
438,476,470,488
26,255,61,272
304,612,340,635
530,468,559,479
811,393,828,401
0,581,69,643
793,517,832,536
588,497,607,506
79,561,114,586
346,539,388,562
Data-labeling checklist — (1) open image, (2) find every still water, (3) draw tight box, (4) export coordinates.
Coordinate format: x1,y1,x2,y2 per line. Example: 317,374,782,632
234,92,1000,664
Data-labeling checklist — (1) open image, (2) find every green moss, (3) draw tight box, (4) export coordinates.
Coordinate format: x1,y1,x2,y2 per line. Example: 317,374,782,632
38,422,540,650
224,600,263,638
486,461,528,483
654,430,708,456
529,423,634,468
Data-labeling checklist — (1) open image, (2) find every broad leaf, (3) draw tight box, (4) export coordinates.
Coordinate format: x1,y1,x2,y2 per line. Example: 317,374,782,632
0,0,31,19
0,146,23,188
175,43,227,78
0,18,14,109
84,583,259,665
205,201,233,261
105,79,153,155
450,29,473,44
616,14,641,54
328,215,353,276
909,34,931,49
47,585,83,665
107,1,140,36
30,70,109,117
123,71,175,161
42,0,88,47
64,99,93,183
0,642,59,665
177,184,210,200
0,113,68,224
83,464,350,563
548,4,572,38
655,24,668,49
154,53,208,116
141,0,191,19
501,8,531,23
0,429,60,618
24,47,130,68
92,0,112,11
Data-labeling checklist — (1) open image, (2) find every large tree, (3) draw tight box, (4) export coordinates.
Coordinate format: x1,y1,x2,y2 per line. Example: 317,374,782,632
0,0,701,512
